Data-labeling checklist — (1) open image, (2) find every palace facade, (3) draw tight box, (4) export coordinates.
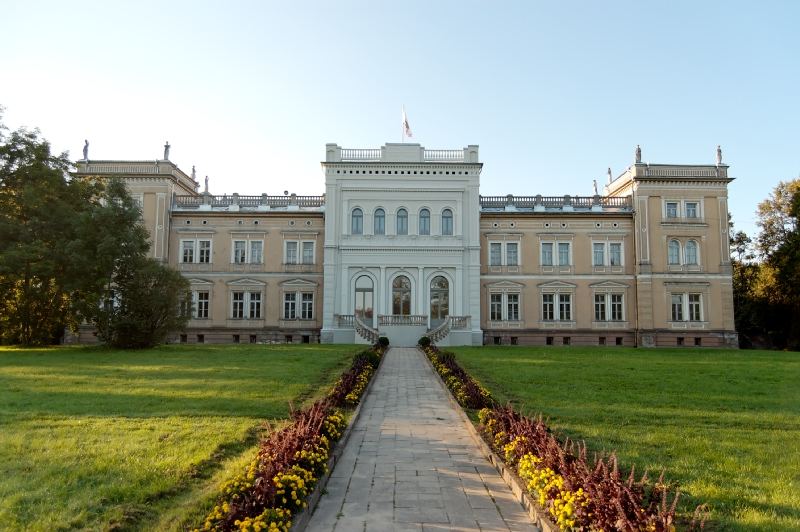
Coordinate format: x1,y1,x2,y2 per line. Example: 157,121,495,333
72,142,738,347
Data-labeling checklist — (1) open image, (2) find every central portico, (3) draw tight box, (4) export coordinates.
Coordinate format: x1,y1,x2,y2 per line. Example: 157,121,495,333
320,143,483,346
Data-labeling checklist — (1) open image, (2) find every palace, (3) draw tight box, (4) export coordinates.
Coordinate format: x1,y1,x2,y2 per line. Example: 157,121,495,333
72,142,738,347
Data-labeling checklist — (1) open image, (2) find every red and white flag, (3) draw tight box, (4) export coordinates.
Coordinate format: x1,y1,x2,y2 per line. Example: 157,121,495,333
402,107,412,138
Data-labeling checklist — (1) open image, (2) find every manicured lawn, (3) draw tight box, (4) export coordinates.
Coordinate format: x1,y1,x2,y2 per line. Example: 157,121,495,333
450,346,800,531
0,344,358,531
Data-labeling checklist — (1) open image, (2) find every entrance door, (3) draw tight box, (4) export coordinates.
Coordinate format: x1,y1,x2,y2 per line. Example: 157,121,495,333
429,276,449,328
354,275,374,327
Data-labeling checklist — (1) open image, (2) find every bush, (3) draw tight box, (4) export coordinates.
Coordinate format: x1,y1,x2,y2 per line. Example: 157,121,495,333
378,336,389,348
418,336,431,347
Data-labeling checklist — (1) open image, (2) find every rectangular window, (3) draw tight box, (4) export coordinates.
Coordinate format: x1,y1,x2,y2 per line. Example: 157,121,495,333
609,243,622,266
232,291,245,318
666,202,679,218
490,243,502,266
542,294,554,320
286,242,298,264
671,294,683,321
302,242,314,264
198,240,211,263
419,214,430,235
594,294,606,321
506,243,518,266
507,294,519,321
194,291,209,319
181,241,194,263
233,241,246,264
541,243,553,266
685,202,699,219
301,293,314,319
688,293,702,321
249,241,263,264
611,294,624,321
490,293,502,320
284,292,297,319
249,291,261,319
558,242,570,266
559,294,572,321
593,243,605,266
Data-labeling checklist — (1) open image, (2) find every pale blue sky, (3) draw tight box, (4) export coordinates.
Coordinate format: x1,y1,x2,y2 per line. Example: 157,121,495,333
2,1,798,238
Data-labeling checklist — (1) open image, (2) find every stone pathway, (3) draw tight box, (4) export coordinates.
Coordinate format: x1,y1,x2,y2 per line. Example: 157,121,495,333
306,347,538,532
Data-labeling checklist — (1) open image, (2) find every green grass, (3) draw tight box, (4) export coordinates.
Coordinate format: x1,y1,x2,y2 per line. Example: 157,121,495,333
450,346,800,531
0,344,358,531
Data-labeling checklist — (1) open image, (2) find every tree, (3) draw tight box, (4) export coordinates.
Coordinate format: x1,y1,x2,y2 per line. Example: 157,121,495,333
1,109,189,346
94,257,189,348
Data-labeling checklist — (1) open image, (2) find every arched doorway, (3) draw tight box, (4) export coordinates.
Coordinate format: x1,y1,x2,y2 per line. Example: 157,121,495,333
392,275,411,315
354,275,374,326
429,276,449,328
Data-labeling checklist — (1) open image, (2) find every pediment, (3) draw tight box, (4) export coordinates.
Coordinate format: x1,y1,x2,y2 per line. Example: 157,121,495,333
537,280,577,289
227,278,266,286
279,278,318,288
186,278,213,285
589,280,629,289
485,280,525,289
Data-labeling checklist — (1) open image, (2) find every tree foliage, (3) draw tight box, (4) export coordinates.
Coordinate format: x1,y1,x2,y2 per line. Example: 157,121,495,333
733,178,800,349
0,110,188,346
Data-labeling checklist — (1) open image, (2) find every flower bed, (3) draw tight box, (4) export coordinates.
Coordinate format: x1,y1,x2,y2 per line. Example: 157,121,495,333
421,344,494,409
421,344,683,531
196,344,385,531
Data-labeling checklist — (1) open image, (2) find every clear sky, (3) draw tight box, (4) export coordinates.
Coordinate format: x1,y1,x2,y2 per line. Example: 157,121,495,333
2,1,797,238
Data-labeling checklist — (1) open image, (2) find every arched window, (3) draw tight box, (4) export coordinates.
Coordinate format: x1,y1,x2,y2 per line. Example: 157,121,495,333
374,208,385,235
396,208,408,235
351,208,363,235
392,275,411,315
668,239,681,265
685,240,698,265
442,209,454,235
354,275,374,320
419,208,430,235
429,275,449,327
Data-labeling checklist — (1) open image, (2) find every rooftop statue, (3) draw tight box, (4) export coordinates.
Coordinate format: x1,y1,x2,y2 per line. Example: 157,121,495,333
164,141,170,160
717,145,723,165
635,144,642,164
83,139,89,161
607,167,612,184
593,179,598,195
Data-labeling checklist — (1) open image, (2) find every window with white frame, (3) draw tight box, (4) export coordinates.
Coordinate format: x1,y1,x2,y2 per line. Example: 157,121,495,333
396,208,408,235
490,243,502,266
284,241,315,265
301,293,314,320
489,241,520,267
541,241,571,266
506,243,518,266
250,241,263,264
374,208,385,235
670,293,703,322
542,293,572,321
685,240,699,265
419,209,430,235
668,238,700,266
181,239,212,263
664,199,703,220
594,293,624,321
541,243,554,266
489,291,521,321
668,239,681,265
592,241,623,267
232,239,263,264
283,291,314,320
442,209,454,236
231,291,261,319
351,208,363,235
192,291,209,319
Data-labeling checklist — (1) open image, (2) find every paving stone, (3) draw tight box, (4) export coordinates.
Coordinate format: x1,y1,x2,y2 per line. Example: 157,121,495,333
305,348,535,532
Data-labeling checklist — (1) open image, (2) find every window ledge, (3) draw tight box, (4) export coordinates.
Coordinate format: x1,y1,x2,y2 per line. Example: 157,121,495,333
539,320,576,329
591,321,629,329
669,321,707,329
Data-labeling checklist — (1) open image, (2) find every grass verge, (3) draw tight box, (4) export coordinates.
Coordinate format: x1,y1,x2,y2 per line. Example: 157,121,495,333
0,344,357,530
450,346,800,531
